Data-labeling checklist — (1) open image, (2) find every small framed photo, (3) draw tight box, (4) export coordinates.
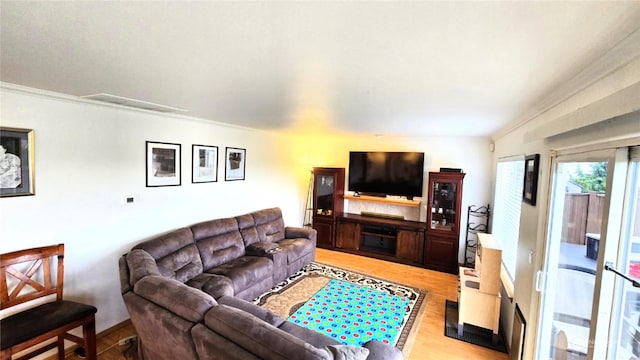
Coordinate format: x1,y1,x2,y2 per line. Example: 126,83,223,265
146,141,181,187
225,147,246,181
523,154,540,206
0,127,35,197
192,144,218,183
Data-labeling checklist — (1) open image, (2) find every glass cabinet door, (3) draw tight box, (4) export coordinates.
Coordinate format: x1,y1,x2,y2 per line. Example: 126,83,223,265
315,174,336,216
426,172,465,236
425,171,466,273
312,167,345,248
430,180,458,231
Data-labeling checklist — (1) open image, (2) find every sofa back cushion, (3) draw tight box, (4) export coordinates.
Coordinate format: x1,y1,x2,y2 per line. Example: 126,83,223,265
205,304,330,360
132,227,203,283
251,207,286,243
191,217,246,271
235,213,260,247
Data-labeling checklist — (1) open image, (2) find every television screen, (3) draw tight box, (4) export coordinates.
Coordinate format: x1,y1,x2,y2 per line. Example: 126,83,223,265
348,151,425,198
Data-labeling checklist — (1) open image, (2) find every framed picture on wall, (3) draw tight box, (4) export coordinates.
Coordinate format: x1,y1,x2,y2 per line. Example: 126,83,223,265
192,144,218,183
225,147,246,181
523,154,540,206
511,304,527,360
146,141,181,187
0,127,35,197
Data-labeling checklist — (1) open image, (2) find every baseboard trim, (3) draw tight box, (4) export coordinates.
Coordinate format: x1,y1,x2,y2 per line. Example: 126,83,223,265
44,319,134,360
98,319,134,338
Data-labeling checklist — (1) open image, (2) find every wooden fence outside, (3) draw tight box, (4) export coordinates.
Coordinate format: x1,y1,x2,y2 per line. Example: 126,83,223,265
561,192,605,245
560,190,640,244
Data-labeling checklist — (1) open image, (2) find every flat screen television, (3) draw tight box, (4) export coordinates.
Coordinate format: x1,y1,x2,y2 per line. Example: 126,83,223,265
348,151,425,199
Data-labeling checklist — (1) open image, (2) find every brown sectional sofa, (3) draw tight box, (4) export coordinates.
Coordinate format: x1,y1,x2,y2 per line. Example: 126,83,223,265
119,207,403,360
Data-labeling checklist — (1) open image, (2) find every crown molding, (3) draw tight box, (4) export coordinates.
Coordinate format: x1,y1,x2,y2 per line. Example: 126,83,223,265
492,27,640,141
0,82,264,133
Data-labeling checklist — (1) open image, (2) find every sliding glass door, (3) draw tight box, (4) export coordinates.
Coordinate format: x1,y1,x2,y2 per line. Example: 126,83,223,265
608,148,640,359
536,148,629,360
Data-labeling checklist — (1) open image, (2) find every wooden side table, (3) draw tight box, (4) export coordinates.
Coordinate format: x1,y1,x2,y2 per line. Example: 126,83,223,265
458,266,501,342
457,233,502,343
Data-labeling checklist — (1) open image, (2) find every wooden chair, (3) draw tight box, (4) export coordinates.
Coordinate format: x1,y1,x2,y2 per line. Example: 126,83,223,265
0,244,97,360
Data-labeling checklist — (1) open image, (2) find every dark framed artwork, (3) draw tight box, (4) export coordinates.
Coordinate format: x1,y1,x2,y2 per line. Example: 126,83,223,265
192,144,218,183
225,147,246,181
511,304,527,360
523,154,540,206
0,127,35,197
146,141,181,187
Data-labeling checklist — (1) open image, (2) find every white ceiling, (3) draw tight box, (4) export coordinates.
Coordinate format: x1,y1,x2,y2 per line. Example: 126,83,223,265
2,1,640,137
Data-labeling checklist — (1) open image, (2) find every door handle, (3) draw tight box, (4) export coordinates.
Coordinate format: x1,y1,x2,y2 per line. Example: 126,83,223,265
535,270,545,292
605,261,640,288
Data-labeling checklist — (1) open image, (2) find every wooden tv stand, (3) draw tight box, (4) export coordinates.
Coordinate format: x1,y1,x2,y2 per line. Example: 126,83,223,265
333,213,427,266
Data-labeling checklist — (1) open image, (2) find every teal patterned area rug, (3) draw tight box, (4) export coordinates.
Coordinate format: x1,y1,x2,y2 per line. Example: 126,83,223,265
254,262,429,354
289,278,409,346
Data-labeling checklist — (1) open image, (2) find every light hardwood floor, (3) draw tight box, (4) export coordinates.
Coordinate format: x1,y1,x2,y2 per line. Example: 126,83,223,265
79,248,510,360
316,249,509,360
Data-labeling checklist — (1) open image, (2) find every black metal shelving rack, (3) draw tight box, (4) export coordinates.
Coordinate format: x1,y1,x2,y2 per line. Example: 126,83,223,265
464,204,491,266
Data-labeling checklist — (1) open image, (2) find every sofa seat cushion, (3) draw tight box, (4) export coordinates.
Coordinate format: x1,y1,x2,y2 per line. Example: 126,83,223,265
187,273,234,299
276,238,315,264
208,256,273,295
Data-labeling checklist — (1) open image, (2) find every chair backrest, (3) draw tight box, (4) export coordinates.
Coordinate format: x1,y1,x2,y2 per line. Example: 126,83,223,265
1,244,64,310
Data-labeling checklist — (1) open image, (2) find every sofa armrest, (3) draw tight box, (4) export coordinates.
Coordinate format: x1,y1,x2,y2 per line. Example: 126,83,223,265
246,242,280,256
134,275,217,323
205,304,330,360
126,249,162,285
119,254,133,294
362,340,404,360
285,226,317,242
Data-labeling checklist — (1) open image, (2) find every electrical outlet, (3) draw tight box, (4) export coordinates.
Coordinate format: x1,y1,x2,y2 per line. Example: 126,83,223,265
119,335,137,346
122,194,135,205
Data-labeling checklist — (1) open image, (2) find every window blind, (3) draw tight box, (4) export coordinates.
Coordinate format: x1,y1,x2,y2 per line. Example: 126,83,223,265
493,159,525,279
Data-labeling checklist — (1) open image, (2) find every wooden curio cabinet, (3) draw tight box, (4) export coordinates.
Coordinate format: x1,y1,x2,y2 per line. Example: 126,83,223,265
424,171,465,273
312,167,345,248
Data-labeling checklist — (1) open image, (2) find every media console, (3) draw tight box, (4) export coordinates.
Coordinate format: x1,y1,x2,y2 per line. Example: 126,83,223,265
335,213,427,266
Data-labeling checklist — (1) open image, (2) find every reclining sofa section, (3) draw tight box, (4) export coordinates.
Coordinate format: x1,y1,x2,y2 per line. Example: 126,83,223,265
129,207,315,301
119,207,403,360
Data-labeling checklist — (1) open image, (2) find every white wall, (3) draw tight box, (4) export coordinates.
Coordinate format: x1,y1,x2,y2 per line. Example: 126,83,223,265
0,86,305,334
10,62,637,359
285,133,495,261
0,86,495,342
492,56,640,358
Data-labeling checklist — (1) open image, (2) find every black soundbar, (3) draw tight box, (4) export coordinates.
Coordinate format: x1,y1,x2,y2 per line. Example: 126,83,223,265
360,211,405,220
